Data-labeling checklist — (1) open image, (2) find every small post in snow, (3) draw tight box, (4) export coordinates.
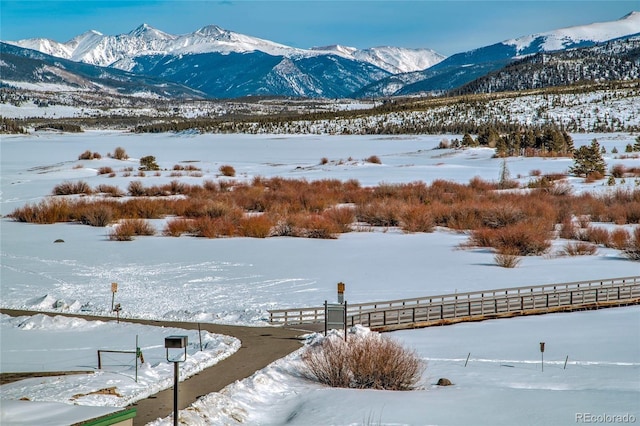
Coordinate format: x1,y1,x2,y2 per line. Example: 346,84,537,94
110,282,118,311
540,342,545,372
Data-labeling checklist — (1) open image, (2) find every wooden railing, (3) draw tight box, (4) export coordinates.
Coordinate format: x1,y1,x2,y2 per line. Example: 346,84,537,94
268,276,640,330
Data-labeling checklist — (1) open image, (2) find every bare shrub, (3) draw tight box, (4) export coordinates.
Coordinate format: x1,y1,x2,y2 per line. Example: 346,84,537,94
109,219,155,241
530,169,542,177
95,185,124,197
127,181,146,196
219,165,236,177
468,222,552,256
580,226,610,245
608,228,630,250
320,157,329,165
559,217,578,239
78,150,93,160
323,206,355,233
97,166,113,175
365,155,381,164
8,199,73,224
356,200,401,227
400,204,434,233
302,333,424,391
561,242,597,256
290,213,340,239
191,217,236,238
623,227,640,261
610,164,626,178
52,181,92,195
163,218,195,237
238,215,273,238
112,147,129,160
80,205,113,227
585,171,604,182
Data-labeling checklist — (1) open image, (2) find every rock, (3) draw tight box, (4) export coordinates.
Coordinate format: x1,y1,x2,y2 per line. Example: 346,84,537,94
437,378,453,386
53,239,65,243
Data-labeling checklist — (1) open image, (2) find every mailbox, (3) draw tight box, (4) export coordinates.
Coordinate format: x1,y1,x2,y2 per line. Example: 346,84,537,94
165,335,188,349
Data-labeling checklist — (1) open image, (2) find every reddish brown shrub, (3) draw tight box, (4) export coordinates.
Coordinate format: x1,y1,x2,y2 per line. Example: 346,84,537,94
80,204,114,227
400,204,434,233
365,155,381,164
581,226,610,245
219,165,236,177
559,217,578,240
163,218,195,237
610,164,626,178
322,206,355,233
238,214,273,238
469,221,552,256
355,200,401,227
97,166,114,175
607,228,629,250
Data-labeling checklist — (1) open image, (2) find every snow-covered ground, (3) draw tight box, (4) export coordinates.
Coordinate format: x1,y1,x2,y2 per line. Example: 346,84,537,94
1,131,639,425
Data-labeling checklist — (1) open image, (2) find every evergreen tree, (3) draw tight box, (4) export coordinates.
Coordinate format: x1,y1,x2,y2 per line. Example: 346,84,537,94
634,136,640,152
570,139,606,177
462,133,476,147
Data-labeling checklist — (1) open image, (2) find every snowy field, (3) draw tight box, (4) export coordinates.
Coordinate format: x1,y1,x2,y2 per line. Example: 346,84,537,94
1,130,639,425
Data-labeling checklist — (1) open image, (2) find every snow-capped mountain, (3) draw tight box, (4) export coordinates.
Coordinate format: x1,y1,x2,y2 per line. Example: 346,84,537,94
7,24,442,74
4,12,638,99
310,45,444,73
358,11,640,97
505,11,640,55
0,42,204,98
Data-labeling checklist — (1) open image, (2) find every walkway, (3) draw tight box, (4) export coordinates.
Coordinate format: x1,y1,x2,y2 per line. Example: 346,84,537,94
0,309,308,425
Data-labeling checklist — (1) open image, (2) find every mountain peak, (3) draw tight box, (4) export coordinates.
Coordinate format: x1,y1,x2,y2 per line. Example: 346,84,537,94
128,23,173,40
195,25,227,37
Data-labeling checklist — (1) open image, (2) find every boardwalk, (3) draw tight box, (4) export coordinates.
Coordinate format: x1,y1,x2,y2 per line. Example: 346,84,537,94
269,276,640,331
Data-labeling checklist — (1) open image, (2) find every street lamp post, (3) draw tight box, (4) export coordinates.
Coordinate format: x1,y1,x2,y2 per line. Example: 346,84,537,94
165,335,188,426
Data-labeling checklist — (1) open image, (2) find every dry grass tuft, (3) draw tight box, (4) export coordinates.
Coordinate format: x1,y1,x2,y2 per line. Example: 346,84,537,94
561,242,598,256
494,249,522,268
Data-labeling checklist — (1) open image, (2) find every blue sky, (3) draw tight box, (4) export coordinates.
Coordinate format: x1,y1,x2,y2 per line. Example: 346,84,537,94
1,1,637,55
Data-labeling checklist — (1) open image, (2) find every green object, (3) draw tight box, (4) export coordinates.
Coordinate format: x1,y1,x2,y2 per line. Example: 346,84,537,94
74,408,136,426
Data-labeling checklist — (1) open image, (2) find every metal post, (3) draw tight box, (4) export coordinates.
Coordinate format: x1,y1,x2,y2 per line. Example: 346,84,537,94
135,335,138,383
173,361,179,426
198,323,203,352
324,300,328,336
465,352,471,367
344,301,348,342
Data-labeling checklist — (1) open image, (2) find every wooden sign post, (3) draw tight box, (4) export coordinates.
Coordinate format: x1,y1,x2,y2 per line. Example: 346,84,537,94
337,282,345,304
111,282,118,311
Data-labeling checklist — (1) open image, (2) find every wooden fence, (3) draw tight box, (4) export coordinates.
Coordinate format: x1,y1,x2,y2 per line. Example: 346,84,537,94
268,276,640,331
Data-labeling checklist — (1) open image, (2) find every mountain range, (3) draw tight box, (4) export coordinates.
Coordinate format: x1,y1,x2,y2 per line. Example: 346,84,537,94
2,12,639,99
